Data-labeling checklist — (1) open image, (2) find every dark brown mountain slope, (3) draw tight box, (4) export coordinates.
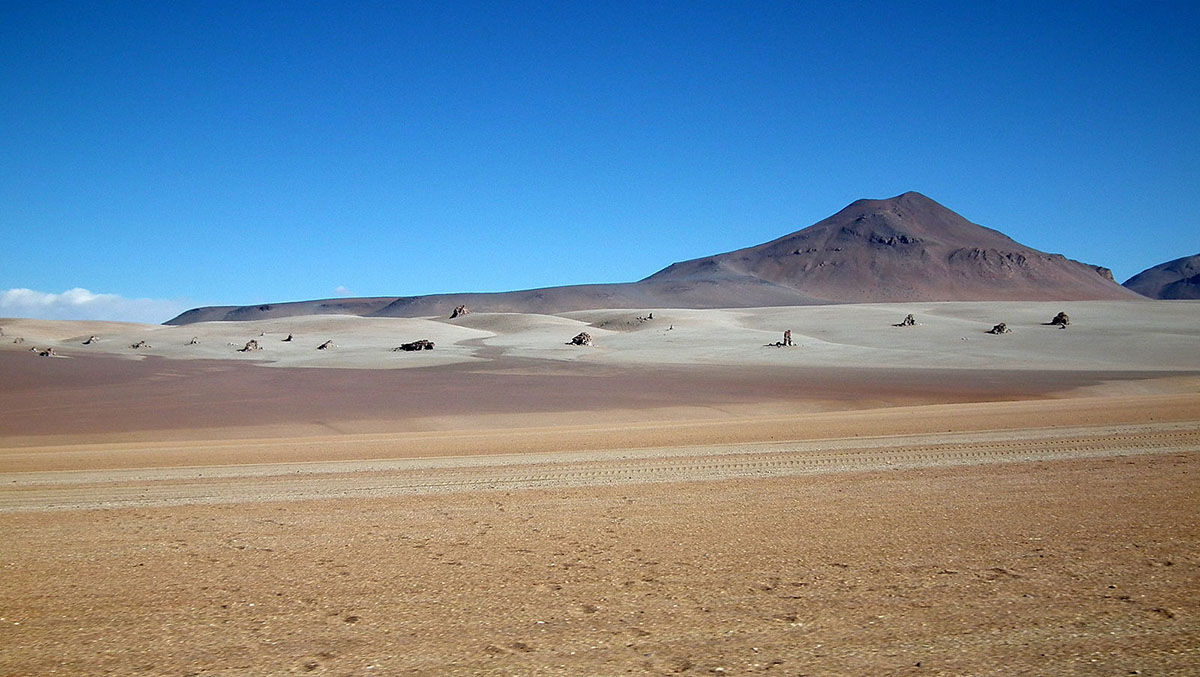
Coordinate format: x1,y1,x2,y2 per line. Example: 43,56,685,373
1123,254,1200,300
645,192,1136,302
166,192,1135,324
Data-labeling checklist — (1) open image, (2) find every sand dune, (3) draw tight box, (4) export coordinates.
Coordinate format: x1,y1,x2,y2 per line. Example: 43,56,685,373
5,300,1199,374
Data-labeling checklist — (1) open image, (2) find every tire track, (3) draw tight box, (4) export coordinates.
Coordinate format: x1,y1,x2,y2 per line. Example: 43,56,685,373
2,424,1197,511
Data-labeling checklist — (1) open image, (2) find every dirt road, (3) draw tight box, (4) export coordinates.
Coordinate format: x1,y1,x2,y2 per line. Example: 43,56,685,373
4,421,1197,511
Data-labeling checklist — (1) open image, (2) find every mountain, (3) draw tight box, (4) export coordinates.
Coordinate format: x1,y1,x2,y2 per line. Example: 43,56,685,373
1123,254,1200,299
644,192,1134,302
166,192,1136,324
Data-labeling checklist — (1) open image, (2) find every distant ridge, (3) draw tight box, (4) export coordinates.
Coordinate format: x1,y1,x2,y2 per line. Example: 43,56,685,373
166,192,1137,325
1123,253,1200,299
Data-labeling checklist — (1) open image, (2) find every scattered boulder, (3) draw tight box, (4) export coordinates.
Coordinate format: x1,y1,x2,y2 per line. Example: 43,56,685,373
317,340,335,350
238,339,262,352
894,314,917,327
282,334,294,342
1050,311,1070,327
12,337,24,344
130,340,150,349
38,347,55,357
393,339,435,352
765,330,796,347
187,337,199,345
567,332,593,346
595,313,658,329
82,335,99,345
986,323,1011,335
450,305,471,319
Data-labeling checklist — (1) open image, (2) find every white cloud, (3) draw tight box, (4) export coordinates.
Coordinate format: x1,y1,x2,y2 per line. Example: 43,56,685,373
0,288,190,325
333,285,352,297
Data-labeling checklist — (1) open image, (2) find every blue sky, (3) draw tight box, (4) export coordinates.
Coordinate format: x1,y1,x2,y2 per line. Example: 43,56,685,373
1,1,1197,322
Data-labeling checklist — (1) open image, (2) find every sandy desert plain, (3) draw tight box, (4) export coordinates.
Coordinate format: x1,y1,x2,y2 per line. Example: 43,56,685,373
1,299,1199,676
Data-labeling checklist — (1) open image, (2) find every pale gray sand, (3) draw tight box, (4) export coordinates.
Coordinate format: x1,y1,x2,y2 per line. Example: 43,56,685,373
3,300,1197,371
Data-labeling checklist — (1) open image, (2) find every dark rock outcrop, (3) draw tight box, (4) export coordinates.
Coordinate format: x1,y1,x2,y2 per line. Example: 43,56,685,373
766,329,796,347
130,340,150,349
450,305,471,319
317,340,335,350
1050,312,1070,327
238,340,262,352
567,332,593,346
894,314,917,327
986,323,1011,335
393,339,435,351
82,335,99,345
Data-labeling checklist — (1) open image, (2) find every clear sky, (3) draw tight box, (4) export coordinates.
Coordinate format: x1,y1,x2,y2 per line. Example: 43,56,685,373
2,1,1197,323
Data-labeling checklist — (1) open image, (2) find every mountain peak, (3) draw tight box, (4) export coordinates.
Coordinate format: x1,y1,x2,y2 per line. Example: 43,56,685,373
645,192,1137,303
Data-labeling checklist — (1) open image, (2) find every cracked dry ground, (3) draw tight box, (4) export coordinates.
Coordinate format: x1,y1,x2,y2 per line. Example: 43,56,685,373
2,451,1198,675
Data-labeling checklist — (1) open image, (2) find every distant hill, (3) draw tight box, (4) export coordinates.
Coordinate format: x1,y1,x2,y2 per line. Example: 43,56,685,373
166,192,1136,325
644,192,1134,303
1123,254,1200,299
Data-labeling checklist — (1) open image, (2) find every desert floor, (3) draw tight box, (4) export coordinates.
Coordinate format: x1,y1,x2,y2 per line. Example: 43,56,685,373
1,301,1198,675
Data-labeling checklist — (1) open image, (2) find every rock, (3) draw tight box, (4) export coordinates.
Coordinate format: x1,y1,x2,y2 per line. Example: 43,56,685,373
765,330,796,347
82,335,99,345
450,305,471,319
187,337,199,345
238,339,262,352
317,340,335,350
567,332,593,346
38,347,55,357
1050,311,1070,327
12,337,24,344
282,334,294,342
986,322,1011,335
894,314,917,327
393,339,435,352
130,340,150,349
